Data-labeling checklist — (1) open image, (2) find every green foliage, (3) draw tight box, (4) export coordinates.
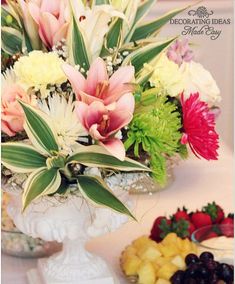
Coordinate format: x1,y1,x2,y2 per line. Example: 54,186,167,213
125,90,182,185
2,102,148,217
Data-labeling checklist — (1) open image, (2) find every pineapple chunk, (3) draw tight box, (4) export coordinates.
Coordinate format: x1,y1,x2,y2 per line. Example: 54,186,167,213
122,245,137,260
122,255,141,276
138,246,162,261
191,242,198,253
137,261,156,284
157,263,178,280
162,233,178,246
158,244,179,257
151,262,160,273
176,237,183,250
171,255,186,270
133,236,151,250
180,238,192,252
155,279,171,284
154,256,172,267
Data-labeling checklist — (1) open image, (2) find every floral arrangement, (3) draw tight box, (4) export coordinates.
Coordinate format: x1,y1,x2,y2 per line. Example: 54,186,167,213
1,0,220,218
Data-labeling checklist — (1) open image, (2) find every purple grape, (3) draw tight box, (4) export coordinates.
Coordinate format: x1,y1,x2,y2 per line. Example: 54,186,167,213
183,278,197,284
196,279,208,284
185,254,199,265
170,270,185,284
209,272,219,283
185,263,200,278
218,263,234,282
206,259,219,271
199,252,214,262
198,266,210,279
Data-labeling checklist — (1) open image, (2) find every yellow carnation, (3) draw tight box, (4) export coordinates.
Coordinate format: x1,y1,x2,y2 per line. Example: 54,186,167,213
14,51,67,97
144,53,184,97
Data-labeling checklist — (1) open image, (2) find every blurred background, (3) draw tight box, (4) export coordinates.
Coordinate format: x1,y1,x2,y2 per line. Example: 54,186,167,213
150,0,234,150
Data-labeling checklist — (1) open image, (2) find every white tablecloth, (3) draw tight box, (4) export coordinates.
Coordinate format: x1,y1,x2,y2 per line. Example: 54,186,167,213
1,142,233,284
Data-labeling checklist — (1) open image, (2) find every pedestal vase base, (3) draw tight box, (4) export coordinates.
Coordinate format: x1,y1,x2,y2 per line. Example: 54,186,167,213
27,259,117,284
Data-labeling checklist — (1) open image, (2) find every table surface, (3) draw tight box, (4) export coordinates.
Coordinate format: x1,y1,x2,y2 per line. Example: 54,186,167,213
1,142,233,284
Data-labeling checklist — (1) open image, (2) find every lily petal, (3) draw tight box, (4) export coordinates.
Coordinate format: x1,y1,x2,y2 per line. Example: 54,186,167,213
100,138,126,161
89,124,106,140
108,110,133,136
53,23,69,46
105,66,135,104
62,64,86,99
75,101,89,128
116,93,135,114
38,13,60,47
85,57,109,96
79,90,103,105
85,101,107,129
40,0,60,15
28,2,41,24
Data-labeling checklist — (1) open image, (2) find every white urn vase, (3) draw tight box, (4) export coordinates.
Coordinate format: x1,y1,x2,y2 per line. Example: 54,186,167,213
7,189,130,284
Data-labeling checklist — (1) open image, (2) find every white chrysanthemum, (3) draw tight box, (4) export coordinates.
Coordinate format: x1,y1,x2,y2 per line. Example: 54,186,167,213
38,95,87,153
1,68,17,90
144,53,185,97
14,51,67,98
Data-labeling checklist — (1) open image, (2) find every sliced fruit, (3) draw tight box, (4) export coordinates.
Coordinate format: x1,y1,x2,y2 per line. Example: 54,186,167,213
154,256,172,267
158,244,179,257
162,233,178,246
157,263,178,280
155,279,171,284
122,255,141,276
138,245,162,261
133,236,151,250
122,245,137,259
137,261,156,284
171,255,186,270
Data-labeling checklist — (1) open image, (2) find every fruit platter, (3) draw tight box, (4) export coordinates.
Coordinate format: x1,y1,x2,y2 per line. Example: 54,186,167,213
120,202,234,284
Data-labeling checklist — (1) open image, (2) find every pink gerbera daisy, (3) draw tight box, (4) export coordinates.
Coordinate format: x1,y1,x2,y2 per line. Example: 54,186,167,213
180,93,219,160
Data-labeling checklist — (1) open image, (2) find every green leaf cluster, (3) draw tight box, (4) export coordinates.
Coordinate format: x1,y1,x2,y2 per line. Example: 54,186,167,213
1,102,149,219
69,0,194,79
125,90,182,186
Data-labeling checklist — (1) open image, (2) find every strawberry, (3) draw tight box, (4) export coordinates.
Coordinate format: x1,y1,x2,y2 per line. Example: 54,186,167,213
150,216,171,242
220,217,234,226
191,211,212,228
171,219,195,238
172,207,190,222
203,202,225,223
188,221,196,236
220,217,234,237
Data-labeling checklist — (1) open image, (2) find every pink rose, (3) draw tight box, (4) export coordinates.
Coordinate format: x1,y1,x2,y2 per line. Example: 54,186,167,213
1,84,34,137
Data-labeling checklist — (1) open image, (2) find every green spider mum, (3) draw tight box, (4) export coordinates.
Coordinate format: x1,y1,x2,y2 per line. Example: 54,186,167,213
125,90,183,186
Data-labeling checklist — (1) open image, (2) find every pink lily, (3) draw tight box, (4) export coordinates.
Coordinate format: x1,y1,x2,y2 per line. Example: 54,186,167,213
76,93,135,160
62,57,135,106
28,0,70,49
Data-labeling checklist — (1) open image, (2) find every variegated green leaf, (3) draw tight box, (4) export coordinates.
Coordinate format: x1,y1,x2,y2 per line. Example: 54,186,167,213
18,101,59,156
125,0,156,42
1,26,22,55
22,167,61,211
77,175,135,219
66,145,150,172
1,143,46,173
122,37,177,74
71,16,90,71
131,5,192,42
1,6,21,29
105,17,123,50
